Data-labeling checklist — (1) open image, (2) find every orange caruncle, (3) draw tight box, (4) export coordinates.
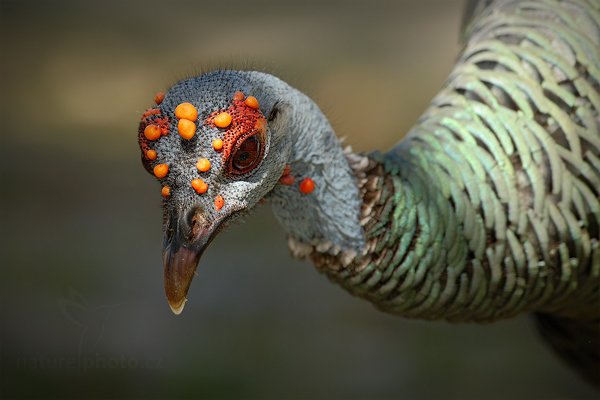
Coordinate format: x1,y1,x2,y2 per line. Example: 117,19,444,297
212,138,224,151
175,102,198,121
154,164,169,179
178,119,196,140
214,112,232,128
244,96,259,109
144,124,161,141
299,177,315,194
233,91,245,101
196,158,211,172
191,179,208,194
146,149,157,160
279,175,295,185
214,195,224,210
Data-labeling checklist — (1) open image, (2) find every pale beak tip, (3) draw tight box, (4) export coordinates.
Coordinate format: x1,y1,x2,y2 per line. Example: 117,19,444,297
168,298,187,315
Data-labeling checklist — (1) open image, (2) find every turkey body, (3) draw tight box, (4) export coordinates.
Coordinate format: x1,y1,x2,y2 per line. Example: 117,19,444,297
289,0,599,385
141,0,600,388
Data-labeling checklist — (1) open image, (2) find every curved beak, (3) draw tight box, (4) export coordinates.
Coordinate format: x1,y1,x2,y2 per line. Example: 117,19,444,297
162,209,221,315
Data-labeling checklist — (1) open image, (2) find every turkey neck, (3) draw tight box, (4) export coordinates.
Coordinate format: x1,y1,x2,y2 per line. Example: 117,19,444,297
288,150,488,322
291,145,596,323
288,0,600,323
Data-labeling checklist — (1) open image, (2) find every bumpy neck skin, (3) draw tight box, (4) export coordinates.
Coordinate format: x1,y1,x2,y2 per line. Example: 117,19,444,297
266,86,365,251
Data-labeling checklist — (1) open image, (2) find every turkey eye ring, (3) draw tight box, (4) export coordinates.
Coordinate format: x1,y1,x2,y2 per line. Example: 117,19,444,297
228,132,265,175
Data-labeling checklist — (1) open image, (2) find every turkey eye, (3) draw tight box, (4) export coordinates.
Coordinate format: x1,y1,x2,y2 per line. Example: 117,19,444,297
229,133,264,175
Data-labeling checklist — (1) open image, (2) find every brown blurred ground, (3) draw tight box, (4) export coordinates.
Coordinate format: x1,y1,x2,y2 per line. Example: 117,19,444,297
0,0,597,399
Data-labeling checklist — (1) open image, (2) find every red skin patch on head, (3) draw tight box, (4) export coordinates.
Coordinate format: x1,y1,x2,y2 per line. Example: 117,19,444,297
205,99,266,161
142,108,161,119
138,108,170,174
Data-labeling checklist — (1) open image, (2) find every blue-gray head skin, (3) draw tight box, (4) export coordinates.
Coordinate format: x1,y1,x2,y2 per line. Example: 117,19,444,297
138,70,365,314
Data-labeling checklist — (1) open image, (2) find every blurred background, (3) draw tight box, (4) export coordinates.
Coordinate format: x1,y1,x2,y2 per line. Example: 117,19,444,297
0,0,597,398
